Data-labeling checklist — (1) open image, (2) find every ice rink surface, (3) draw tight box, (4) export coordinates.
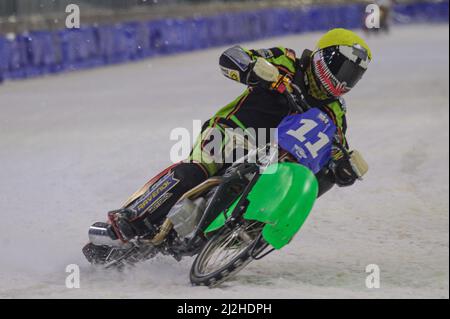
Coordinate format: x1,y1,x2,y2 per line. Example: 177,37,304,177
0,24,448,299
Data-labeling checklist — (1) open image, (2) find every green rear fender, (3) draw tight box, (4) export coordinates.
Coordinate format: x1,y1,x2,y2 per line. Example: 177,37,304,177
205,163,319,249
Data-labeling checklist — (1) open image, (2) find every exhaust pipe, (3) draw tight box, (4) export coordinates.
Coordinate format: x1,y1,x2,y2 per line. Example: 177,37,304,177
88,222,129,248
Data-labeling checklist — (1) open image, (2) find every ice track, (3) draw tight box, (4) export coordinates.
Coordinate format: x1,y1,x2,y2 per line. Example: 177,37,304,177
0,24,448,298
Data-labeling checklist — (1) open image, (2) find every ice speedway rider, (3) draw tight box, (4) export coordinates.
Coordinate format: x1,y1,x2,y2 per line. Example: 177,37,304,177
84,28,372,256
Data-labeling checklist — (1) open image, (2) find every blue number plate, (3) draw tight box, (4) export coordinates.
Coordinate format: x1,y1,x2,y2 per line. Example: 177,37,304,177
277,108,337,174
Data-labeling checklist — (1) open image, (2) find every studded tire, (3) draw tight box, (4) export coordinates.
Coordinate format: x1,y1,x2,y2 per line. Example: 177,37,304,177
190,222,265,287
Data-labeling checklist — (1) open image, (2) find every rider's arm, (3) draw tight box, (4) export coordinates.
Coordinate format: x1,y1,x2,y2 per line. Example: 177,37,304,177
219,46,254,85
219,46,297,87
322,99,363,188
324,99,349,154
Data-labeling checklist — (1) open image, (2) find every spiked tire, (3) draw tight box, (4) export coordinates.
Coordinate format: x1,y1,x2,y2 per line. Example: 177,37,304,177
190,221,265,287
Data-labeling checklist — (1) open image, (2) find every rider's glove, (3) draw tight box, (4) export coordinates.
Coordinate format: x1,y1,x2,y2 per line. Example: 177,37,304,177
332,156,359,187
331,150,369,187
247,57,280,89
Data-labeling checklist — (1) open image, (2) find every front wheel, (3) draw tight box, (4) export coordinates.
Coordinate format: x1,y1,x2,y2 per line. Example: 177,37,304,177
190,221,267,287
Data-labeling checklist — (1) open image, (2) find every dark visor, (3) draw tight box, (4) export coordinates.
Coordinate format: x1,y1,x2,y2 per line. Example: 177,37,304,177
322,46,367,88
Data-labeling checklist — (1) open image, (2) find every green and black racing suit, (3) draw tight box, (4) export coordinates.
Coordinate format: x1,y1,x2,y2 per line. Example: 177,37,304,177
189,45,350,194
117,45,354,238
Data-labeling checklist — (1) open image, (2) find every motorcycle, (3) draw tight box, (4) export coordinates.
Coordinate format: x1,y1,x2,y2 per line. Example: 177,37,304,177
83,82,366,287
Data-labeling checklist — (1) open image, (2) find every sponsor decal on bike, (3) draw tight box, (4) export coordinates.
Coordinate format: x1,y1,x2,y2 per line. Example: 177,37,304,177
317,111,330,124
293,144,308,159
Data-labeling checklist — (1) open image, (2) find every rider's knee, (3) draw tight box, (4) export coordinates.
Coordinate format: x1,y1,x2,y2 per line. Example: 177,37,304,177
175,162,210,188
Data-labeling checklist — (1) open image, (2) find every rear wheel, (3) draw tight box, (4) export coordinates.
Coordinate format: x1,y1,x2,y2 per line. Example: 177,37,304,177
190,221,266,287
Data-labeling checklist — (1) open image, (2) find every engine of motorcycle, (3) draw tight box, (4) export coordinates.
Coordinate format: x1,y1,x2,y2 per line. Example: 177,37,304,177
167,197,206,240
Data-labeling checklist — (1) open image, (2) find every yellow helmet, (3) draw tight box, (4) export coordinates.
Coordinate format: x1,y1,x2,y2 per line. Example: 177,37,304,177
311,28,372,98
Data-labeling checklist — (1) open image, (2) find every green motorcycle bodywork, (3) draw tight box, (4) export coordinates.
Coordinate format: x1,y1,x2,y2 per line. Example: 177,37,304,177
204,163,319,249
